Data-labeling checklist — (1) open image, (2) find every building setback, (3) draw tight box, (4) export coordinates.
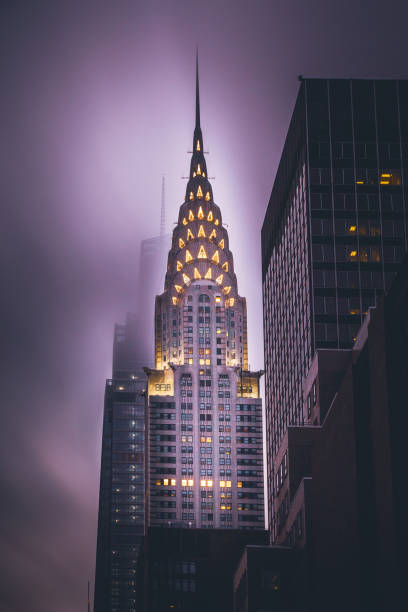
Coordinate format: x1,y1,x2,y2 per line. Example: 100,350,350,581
145,59,264,530
261,78,408,532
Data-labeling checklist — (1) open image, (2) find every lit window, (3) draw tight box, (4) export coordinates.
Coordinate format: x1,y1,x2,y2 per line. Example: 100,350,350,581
209,229,217,241
175,285,183,293
349,225,357,233
204,268,212,279
189,191,194,200
216,274,223,285
185,249,193,262
198,246,207,259
205,359,211,365
215,296,221,303
163,479,169,486
183,273,191,285
212,250,219,264
189,210,195,221
172,297,178,305
223,286,231,295
187,228,194,241
222,261,228,272
188,358,193,365
197,206,204,220
207,210,213,221
218,239,225,249
356,180,364,185
198,225,206,238
207,480,213,487
182,479,187,487
228,298,234,307
177,261,183,271
215,219,219,225
194,267,201,279
156,480,161,486
197,185,203,199
220,480,225,488
200,479,206,487
196,139,201,151
171,479,176,486
182,217,188,225
179,238,185,248
206,437,212,443
237,481,242,488
188,479,194,486
197,164,202,175
199,358,205,365
226,481,231,487
205,192,211,202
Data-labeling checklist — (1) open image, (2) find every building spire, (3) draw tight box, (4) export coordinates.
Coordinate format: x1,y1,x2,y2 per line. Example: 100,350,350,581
160,175,166,237
195,49,200,129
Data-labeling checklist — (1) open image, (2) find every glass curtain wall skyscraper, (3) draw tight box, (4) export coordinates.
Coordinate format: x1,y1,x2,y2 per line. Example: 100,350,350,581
262,78,408,536
94,319,146,612
145,58,264,530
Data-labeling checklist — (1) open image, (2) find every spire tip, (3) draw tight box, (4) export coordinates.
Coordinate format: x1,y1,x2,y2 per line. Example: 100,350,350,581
195,50,200,129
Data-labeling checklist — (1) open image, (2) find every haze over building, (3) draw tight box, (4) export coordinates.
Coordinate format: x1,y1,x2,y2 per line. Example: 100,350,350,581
94,182,170,612
145,57,264,530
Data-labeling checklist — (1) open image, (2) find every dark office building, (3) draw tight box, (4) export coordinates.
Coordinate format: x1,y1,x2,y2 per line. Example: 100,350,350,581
140,527,268,612
262,78,408,531
94,320,146,612
233,546,306,612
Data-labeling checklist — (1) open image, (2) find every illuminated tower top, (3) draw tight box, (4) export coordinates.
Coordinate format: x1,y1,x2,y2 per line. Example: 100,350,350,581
163,55,239,317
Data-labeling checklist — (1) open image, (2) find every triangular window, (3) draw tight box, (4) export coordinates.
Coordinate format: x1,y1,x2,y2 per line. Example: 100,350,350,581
198,246,207,259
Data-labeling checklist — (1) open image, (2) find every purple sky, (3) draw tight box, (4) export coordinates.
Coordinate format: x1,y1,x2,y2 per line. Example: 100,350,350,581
1,1,408,610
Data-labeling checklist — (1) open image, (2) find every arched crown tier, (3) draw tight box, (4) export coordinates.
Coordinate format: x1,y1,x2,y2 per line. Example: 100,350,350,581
160,54,240,306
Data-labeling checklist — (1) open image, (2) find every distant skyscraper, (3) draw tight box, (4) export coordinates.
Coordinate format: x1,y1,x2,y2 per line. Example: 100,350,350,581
262,78,408,534
94,182,170,611
145,57,264,530
94,323,145,612
138,178,171,368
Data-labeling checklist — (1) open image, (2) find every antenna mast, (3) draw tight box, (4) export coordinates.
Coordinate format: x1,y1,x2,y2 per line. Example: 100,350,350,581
160,175,166,237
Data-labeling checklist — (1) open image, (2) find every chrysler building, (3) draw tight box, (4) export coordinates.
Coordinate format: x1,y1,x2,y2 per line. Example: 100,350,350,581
145,57,264,529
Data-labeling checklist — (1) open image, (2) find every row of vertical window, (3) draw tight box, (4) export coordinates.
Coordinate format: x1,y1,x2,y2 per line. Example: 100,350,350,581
310,167,402,186
311,191,404,212
312,217,404,237
311,141,407,160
